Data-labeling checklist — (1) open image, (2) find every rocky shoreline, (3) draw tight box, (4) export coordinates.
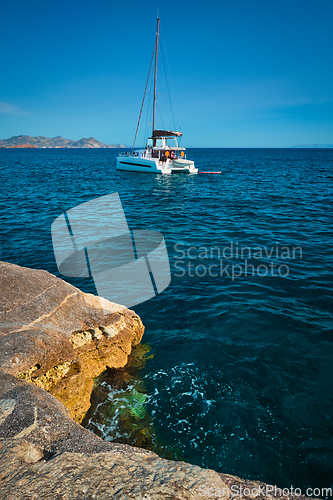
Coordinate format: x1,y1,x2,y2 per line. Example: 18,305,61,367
0,262,311,499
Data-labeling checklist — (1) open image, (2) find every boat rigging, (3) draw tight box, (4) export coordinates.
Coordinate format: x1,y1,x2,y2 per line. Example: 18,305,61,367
116,18,197,174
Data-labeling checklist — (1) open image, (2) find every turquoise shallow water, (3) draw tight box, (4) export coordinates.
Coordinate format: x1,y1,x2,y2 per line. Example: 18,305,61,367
1,148,332,492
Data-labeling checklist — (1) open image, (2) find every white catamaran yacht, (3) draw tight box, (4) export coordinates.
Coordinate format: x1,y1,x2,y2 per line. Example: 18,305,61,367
117,18,197,175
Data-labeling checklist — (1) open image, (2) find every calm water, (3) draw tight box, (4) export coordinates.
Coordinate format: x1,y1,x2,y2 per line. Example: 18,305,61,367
1,148,332,492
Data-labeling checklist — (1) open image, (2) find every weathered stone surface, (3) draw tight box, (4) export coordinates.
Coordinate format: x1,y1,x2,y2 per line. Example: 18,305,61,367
0,261,144,422
0,262,312,499
0,371,311,500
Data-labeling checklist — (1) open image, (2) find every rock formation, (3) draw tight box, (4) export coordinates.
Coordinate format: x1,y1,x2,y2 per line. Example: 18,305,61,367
0,262,311,499
0,261,144,423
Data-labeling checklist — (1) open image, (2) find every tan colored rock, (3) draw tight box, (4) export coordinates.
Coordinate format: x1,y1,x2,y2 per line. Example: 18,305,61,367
0,372,312,500
0,261,144,422
0,263,313,499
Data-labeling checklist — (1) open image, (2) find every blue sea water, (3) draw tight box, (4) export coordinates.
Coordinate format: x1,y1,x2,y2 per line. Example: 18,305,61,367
0,148,332,492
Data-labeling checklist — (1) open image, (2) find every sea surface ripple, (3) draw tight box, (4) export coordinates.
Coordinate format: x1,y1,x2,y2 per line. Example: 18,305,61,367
0,148,332,491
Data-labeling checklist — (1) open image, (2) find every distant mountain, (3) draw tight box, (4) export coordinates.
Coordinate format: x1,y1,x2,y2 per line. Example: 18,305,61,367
0,135,126,148
70,137,123,148
292,144,333,148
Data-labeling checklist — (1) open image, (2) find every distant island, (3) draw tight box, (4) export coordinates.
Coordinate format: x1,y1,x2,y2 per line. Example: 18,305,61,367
0,135,126,149
292,144,333,148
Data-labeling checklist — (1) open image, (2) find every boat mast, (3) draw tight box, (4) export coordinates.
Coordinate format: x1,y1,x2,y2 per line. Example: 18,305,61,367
152,17,160,135
131,35,156,155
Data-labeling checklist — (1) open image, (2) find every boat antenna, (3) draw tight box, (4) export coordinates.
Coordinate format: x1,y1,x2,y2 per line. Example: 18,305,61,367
131,39,156,155
152,17,160,136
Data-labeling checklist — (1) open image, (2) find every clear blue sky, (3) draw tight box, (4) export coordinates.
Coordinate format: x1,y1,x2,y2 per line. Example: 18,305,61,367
1,0,332,147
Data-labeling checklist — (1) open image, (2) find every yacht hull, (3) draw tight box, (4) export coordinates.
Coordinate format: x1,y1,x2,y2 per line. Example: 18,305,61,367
116,157,197,174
